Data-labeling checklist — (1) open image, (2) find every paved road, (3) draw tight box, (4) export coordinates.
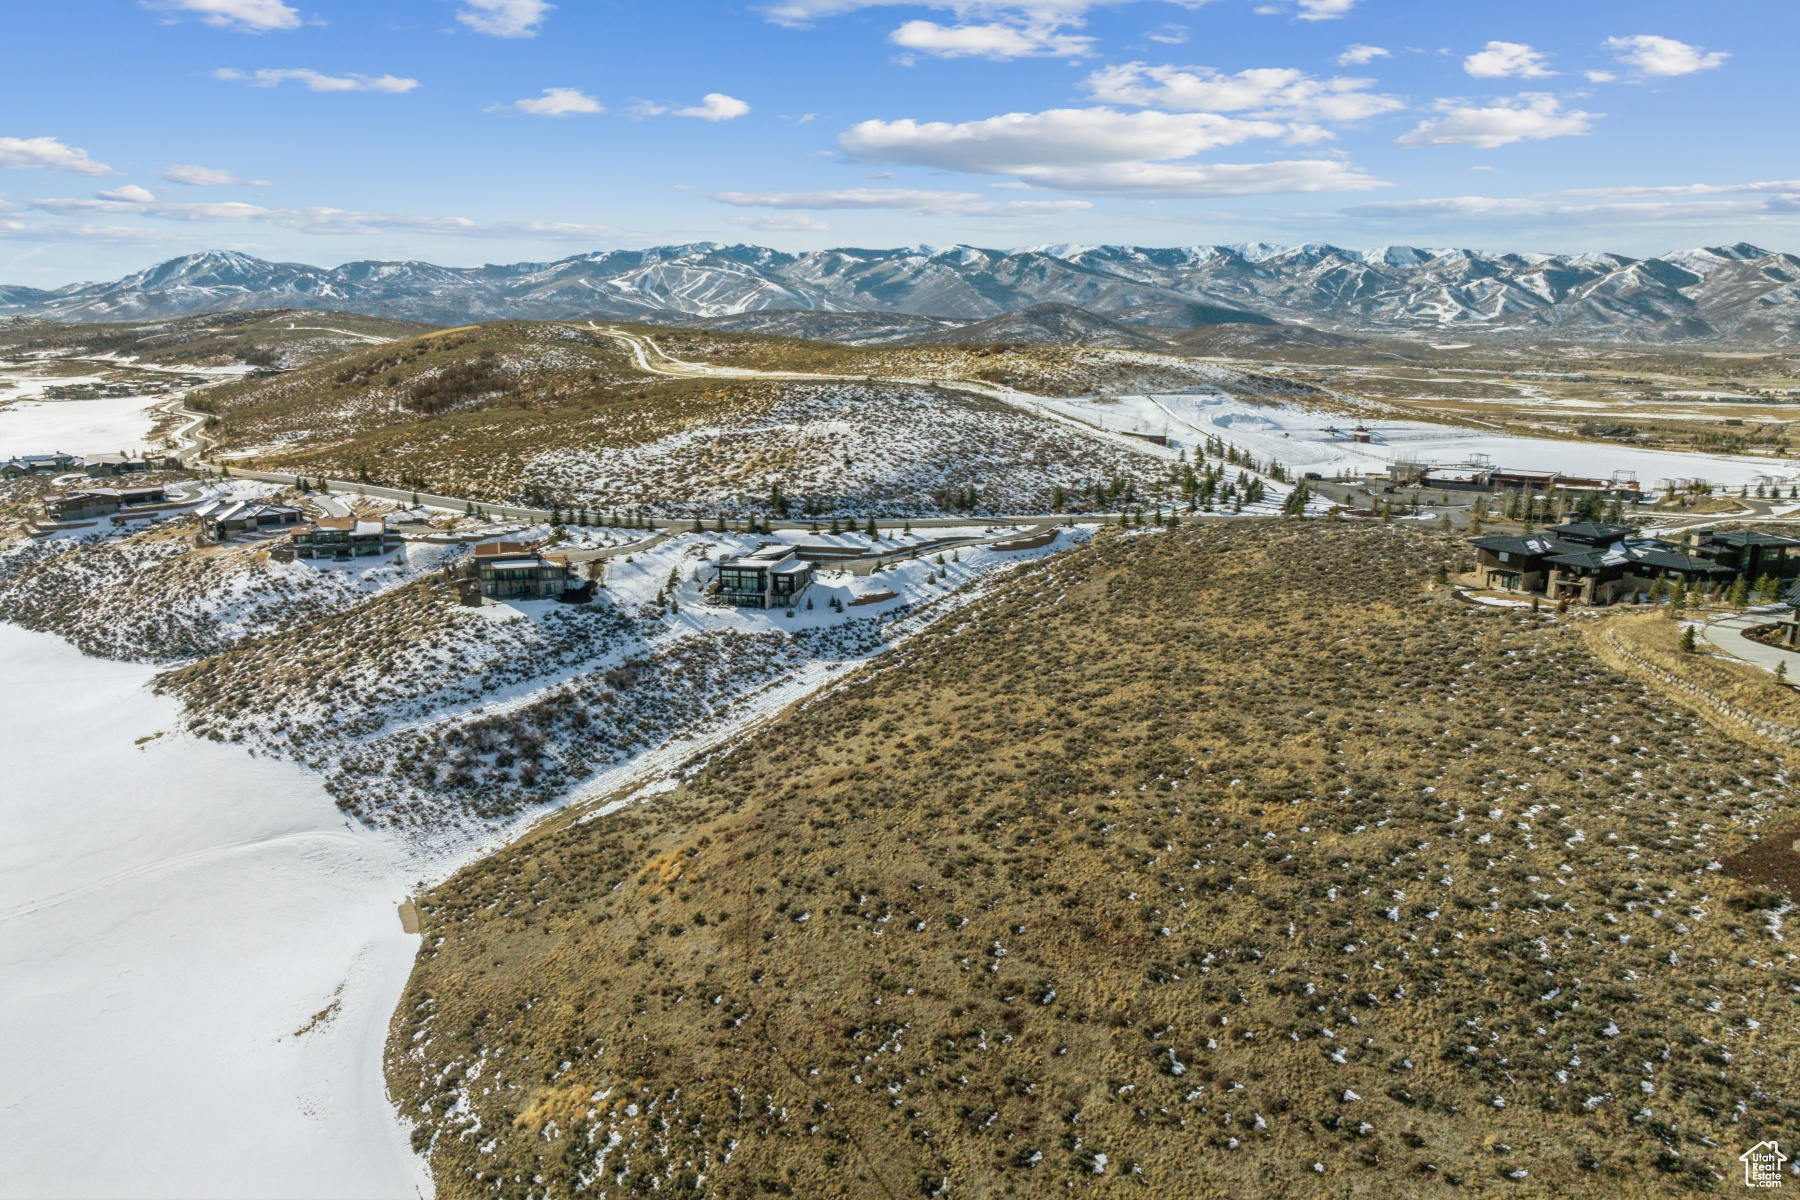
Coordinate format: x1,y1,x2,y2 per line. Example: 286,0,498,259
1702,609,1800,676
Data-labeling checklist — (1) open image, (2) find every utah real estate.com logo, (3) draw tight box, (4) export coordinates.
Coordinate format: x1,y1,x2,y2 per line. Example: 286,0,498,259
1741,1141,1787,1188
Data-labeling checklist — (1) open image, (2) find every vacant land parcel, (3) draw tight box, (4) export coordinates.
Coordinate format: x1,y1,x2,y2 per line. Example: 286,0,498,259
389,521,1798,1199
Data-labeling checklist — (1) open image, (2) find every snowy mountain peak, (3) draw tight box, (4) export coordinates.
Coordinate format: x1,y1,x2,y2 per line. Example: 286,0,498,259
7,241,1799,344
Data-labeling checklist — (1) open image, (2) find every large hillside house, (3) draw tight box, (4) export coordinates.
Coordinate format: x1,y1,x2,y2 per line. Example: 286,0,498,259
199,499,304,540
1471,522,1753,604
43,485,168,523
291,517,394,559
473,541,573,599
716,544,815,609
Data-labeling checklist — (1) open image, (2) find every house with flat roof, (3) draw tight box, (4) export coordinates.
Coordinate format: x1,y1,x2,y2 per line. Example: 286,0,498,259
473,541,573,599
291,517,395,559
43,485,168,523
715,544,814,610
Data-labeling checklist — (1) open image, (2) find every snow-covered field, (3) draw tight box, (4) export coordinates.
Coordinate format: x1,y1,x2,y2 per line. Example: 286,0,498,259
0,394,167,459
1037,392,1799,491
0,624,431,1199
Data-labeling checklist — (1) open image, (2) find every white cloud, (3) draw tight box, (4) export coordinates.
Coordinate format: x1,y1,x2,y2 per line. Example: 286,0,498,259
1085,62,1403,122
1585,70,1617,83
843,108,1284,170
1395,93,1596,149
758,1,1147,28
1604,35,1728,77
490,87,603,117
726,214,832,232
890,19,1092,58
457,0,553,38
838,106,1383,196
675,93,751,121
1021,159,1380,195
162,164,270,186
711,186,1091,214
97,185,158,203
0,137,116,176
1344,182,1800,226
145,0,301,33
1296,0,1356,20
26,190,621,238
1147,23,1186,45
214,68,419,92
1463,41,1553,79
1337,44,1388,66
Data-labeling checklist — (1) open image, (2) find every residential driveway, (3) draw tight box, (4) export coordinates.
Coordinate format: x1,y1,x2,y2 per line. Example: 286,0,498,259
1702,609,1800,675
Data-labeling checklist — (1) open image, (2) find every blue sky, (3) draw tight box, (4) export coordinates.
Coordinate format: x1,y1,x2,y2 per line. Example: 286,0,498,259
2,0,1792,283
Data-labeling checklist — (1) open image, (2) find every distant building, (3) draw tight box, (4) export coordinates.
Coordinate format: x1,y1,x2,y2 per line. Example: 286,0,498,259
43,485,168,523
473,541,573,599
80,454,177,476
3,452,80,478
291,517,395,559
715,544,814,609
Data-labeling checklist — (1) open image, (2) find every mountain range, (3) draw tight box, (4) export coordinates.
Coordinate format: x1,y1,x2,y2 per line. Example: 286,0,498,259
4,241,1798,345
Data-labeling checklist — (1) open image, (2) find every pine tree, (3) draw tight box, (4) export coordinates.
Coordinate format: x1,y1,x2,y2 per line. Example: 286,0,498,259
1680,624,1697,653
1728,575,1749,607
714,513,726,532
866,516,878,538
693,517,704,533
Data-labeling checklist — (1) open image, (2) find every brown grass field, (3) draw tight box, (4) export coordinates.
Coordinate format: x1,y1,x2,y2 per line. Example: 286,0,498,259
387,521,1799,1199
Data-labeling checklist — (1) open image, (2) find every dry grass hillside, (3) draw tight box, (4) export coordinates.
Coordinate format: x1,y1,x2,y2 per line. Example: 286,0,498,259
388,521,1799,1200
0,308,434,369
196,322,1219,516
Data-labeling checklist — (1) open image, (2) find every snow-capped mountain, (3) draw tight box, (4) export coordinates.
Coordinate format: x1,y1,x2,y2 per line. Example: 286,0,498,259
7,241,1799,343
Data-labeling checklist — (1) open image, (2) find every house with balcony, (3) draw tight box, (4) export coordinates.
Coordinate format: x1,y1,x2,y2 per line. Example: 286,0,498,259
473,541,573,599
715,544,814,609
291,517,395,559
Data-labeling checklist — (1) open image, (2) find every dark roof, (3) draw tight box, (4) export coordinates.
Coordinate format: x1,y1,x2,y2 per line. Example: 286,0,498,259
1545,522,1636,545
1629,548,1735,574
1470,534,1569,557
1544,549,1614,571
1709,530,1800,549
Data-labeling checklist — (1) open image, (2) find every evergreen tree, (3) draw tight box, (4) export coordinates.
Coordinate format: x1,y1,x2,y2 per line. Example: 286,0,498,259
693,517,704,533
714,513,726,532
1728,575,1749,607
866,516,878,538
1680,624,1697,653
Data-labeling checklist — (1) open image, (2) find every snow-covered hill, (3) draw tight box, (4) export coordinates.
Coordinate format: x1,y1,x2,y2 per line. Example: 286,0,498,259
8,241,1800,343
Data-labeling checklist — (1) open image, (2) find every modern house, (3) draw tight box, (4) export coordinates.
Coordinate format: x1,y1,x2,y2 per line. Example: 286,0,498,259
79,453,175,477
201,500,305,540
43,485,168,523
1691,529,1800,579
290,517,395,559
1471,521,1743,604
715,544,814,609
473,541,573,599
3,452,81,478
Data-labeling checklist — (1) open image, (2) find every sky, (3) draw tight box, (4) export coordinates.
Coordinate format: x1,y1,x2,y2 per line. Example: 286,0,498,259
2,0,1794,284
